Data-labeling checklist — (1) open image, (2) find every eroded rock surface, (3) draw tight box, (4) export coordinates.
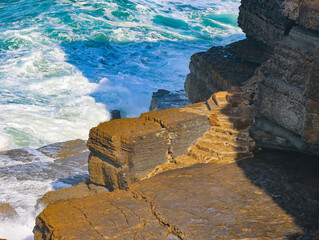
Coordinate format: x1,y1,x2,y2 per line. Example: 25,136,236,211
185,44,260,103
185,0,319,156
34,150,319,239
87,107,214,190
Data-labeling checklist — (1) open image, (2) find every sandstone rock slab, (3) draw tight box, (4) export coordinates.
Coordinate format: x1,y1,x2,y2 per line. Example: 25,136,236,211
33,152,319,239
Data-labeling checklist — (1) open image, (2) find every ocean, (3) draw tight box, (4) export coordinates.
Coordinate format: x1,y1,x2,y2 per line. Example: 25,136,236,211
0,0,243,239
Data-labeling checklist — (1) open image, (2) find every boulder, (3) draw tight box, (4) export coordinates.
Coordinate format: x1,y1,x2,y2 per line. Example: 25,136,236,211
87,117,169,190
141,108,211,158
0,203,18,221
87,108,211,190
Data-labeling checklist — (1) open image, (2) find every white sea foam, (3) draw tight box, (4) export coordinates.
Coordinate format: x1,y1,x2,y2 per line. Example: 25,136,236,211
0,1,243,239
0,133,12,152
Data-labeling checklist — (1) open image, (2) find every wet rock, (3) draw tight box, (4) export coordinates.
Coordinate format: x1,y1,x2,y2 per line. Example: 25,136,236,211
110,110,121,120
36,182,108,209
149,89,190,111
0,139,89,183
0,203,18,221
33,151,319,239
37,139,87,160
185,46,259,103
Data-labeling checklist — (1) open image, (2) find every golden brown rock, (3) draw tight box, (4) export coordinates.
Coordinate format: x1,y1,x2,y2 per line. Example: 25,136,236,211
33,151,319,239
36,182,108,209
142,108,211,158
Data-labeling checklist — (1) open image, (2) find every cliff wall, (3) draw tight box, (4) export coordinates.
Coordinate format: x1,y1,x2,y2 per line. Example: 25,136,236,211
186,0,319,156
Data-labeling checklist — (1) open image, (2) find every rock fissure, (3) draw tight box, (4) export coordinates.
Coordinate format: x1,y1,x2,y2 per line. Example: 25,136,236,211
67,200,105,239
106,201,130,225
131,190,185,240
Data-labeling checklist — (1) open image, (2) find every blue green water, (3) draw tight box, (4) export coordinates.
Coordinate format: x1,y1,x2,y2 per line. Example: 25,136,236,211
0,1,244,239
0,0,243,150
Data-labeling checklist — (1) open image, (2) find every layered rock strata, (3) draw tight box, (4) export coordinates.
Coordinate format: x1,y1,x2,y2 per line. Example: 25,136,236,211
86,108,213,190
186,0,319,156
239,0,319,155
87,89,255,190
185,39,263,103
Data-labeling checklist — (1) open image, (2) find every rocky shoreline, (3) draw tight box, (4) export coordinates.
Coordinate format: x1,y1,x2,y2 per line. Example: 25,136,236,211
2,0,319,239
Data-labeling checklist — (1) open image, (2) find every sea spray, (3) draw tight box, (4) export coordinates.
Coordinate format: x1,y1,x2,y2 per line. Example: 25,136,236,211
0,0,243,239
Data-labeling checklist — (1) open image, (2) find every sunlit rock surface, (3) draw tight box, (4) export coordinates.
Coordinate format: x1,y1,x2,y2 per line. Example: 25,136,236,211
33,149,319,239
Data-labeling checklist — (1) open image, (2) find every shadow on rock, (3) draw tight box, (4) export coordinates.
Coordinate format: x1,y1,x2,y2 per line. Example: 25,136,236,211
237,149,319,238
51,174,89,190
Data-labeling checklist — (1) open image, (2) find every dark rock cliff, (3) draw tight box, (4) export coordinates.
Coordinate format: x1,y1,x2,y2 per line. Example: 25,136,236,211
186,0,319,156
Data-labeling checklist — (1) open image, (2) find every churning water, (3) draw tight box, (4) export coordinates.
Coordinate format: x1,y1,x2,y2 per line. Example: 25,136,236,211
0,0,243,239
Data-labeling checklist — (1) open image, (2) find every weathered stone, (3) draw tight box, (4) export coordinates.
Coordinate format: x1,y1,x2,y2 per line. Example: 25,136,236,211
303,112,319,144
87,118,170,189
185,46,259,103
34,190,168,240
226,38,271,64
149,89,190,111
36,182,108,209
259,77,306,135
34,150,319,239
37,139,87,160
0,203,18,221
142,108,211,158
283,0,319,32
88,153,124,190
238,0,293,48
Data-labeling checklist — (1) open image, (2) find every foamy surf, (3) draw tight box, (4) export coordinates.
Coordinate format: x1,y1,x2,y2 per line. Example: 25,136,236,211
0,0,243,239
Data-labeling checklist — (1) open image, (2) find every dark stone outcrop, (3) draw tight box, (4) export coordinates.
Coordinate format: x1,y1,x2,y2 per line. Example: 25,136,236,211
186,0,319,156
149,89,190,111
185,43,260,103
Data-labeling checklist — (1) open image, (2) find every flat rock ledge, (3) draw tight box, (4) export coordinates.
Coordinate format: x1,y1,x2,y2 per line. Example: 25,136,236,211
33,155,319,239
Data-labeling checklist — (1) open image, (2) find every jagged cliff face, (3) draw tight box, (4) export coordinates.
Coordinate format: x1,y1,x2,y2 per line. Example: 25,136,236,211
186,0,319,156
240,0,319,154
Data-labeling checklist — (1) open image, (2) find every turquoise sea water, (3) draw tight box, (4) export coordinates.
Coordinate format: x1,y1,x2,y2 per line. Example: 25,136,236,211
0,1,243,239
0,0,243,151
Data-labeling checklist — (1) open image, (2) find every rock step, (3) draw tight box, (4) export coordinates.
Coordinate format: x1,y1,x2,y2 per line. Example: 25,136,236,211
210,126,250,137
195,141,249,156
174,154,197,166
187,148,220,163
208,107,237,115
197,136,249,148
188,147,253,164
204,131,249,143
